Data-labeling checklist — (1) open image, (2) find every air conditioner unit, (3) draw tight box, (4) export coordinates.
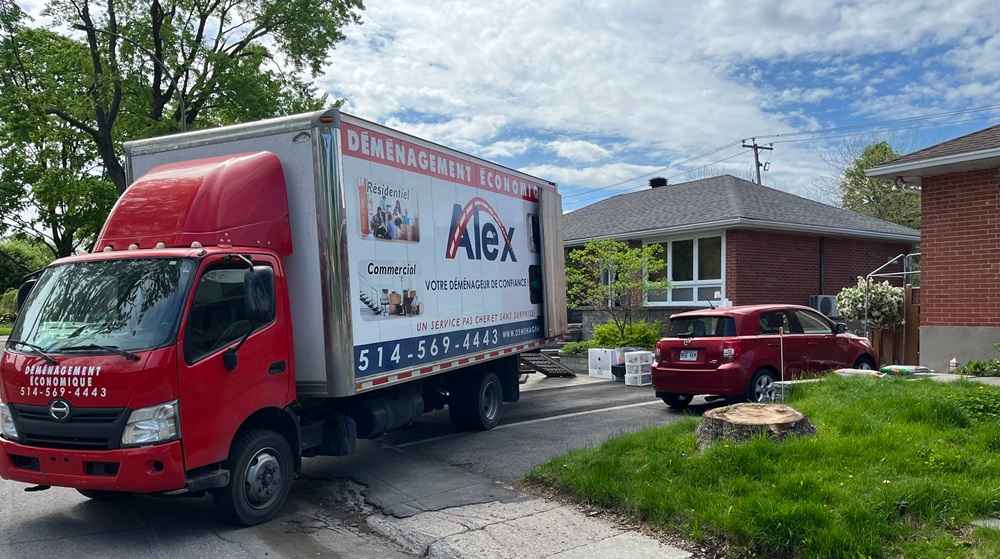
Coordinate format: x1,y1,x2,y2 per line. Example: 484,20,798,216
809,295,839,318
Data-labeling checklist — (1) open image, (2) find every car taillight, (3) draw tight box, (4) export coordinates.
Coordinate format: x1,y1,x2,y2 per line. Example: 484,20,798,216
654,344,661,362
721,340,740,362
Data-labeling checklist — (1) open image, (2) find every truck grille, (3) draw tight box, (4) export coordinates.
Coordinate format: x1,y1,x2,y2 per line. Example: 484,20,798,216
10,404,128,450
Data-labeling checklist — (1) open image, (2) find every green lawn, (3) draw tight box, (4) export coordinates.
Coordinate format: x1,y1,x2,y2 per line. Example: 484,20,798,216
0,325,10,336
529,376,1000,558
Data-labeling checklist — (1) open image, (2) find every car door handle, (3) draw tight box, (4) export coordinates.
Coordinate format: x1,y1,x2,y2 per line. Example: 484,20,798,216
268,361,287,375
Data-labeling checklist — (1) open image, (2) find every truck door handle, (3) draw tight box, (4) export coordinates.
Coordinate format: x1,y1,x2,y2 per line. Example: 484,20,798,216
268,361,287,375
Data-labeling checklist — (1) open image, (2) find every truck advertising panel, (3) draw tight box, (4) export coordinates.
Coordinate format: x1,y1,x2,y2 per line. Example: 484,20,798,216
340,119,549,379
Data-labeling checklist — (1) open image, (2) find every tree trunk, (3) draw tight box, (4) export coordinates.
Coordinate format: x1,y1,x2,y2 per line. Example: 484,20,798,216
695,403,815,450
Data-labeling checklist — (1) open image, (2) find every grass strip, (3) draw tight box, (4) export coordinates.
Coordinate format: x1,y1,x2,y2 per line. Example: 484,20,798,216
529,376,1000,558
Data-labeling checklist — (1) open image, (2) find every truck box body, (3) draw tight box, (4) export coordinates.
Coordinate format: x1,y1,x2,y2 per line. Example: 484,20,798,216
124,109,566,399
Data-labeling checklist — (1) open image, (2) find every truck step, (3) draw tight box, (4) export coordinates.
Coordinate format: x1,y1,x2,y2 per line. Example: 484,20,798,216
519,351,576,378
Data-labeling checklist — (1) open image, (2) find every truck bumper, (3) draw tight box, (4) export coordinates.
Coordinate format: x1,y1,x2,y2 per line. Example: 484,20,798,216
0,438,186,494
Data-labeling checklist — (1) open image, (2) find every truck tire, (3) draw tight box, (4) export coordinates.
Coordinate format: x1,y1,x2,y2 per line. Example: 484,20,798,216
214,429,294,526
77,489,128,501
449,371,503,431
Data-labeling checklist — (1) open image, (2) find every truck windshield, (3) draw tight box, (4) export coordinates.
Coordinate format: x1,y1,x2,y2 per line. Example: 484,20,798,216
9,258,197,354
668,316,736,338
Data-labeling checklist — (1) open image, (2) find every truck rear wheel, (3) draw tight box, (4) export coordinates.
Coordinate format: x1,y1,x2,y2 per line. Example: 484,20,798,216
214,429,294,526
449,371,503,431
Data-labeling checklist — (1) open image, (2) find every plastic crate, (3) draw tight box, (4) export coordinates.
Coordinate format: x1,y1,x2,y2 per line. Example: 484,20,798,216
625,371,652,387
624,351,653,365
587,348,613,379
625,362,651,375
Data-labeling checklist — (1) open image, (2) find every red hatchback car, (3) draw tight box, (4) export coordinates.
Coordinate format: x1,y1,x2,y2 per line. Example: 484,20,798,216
652,304,876,409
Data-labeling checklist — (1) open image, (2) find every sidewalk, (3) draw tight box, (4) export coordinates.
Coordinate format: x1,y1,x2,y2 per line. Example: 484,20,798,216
368,498,691,559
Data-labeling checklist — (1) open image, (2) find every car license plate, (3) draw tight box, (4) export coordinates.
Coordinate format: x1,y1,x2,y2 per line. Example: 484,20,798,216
679,349,698,361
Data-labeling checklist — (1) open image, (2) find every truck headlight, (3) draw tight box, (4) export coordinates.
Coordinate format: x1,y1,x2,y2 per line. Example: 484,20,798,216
0,403,18,441
121,401,180,447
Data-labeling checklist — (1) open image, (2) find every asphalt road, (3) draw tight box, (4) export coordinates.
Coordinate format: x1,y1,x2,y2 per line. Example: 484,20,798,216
1,378,720,558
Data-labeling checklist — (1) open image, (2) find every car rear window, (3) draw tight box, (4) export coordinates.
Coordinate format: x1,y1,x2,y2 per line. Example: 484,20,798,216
668,316,736,337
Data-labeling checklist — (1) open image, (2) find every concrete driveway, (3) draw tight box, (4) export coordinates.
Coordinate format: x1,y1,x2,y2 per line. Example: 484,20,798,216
1,377,718,558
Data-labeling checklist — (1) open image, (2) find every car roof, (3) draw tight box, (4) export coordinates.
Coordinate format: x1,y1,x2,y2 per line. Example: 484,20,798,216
670,304,818,318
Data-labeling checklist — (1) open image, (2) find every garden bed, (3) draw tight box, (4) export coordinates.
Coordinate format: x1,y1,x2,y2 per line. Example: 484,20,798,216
529,376,1000,558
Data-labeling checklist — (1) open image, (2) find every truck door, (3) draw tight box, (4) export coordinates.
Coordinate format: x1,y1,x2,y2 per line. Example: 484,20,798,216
176,255,291,470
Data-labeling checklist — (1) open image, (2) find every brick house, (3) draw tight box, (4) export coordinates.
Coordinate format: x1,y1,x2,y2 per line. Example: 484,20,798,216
868,125,1000,372
562,175,919,334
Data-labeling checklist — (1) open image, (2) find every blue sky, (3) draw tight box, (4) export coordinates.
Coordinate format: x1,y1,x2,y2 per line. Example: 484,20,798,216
318,1,1000,211
20,0,1000,212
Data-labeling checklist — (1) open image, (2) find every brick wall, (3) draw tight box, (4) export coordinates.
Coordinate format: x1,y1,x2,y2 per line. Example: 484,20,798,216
725,229,913,306
920,169,1000,327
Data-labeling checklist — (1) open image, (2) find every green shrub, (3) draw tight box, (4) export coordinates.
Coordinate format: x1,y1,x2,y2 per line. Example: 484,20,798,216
560,340,594,355
0,288,15,317
957,359,1000,377
591,319,662,349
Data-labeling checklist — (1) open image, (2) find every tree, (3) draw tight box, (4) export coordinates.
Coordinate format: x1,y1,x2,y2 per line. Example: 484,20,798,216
0,237,54,293
38,0,364,193
566,240,666,340
0,24,118,257
839,141,921,229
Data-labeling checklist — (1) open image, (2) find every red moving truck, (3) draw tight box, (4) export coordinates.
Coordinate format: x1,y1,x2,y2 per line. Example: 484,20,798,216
0,110,567,525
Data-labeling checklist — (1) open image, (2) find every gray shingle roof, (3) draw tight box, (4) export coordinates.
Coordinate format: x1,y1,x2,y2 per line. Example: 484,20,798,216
881,123,1000,167
561,175,919,243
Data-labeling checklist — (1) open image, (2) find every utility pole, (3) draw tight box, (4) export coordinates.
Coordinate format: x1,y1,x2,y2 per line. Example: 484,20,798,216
742,138,774,184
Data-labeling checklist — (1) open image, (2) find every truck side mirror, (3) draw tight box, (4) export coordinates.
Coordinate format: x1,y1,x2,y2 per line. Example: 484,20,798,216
243,266,275,325
15,277,38,313
835,322,847,334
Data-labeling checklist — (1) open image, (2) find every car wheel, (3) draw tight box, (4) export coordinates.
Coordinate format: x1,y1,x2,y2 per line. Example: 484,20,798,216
449,371,503,431
748,370,776,403
660,393,694,410
854,356,877,370
77,489,129,501
214,429,294,526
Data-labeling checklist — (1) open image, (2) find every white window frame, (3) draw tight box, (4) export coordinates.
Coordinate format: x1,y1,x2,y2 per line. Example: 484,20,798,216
643,231,726,307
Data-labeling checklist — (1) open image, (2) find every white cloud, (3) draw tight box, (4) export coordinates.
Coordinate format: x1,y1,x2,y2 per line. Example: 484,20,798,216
546,140,612,163
479,139,536,159
519,163,665,191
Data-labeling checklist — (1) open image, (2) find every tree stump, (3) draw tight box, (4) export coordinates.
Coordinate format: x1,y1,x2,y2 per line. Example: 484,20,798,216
695,403,816,450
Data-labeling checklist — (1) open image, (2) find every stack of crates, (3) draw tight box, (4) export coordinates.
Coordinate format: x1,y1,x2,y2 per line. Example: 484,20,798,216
624,351,653,386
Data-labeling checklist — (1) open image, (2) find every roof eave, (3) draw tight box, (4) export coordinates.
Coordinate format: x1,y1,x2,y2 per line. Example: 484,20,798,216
563,217,919,246
865,146,1000,181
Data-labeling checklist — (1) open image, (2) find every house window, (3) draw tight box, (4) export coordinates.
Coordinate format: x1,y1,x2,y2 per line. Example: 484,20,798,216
644,233,724,306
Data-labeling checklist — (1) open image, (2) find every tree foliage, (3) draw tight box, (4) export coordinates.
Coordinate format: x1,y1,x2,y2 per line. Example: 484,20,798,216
0,237,54,293
840,141,921,229
566,240,666,340
28,0,364,193
0,0,362,255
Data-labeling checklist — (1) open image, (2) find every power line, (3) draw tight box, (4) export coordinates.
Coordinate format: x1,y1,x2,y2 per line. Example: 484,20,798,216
752,102,1000,141
562,107,999,207
562,140,740,200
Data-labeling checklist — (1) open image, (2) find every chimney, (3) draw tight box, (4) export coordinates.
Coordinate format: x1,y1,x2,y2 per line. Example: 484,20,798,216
649,177,668,189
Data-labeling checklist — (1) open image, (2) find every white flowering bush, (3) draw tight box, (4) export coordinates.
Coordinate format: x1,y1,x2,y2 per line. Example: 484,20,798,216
836,277,903,328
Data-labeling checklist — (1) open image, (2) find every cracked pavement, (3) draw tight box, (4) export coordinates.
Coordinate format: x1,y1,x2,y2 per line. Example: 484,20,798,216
2,380,707,557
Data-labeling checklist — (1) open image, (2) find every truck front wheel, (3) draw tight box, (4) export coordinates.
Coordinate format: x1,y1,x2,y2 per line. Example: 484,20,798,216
214,429,294,526
449,371,503,431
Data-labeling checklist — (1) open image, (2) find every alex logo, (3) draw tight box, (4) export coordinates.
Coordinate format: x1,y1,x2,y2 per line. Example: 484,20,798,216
445,197,516,262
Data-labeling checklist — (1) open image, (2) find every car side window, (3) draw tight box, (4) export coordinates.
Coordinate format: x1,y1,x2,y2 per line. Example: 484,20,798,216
184,265,273,363
759,311,800,334
795,310,833,335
